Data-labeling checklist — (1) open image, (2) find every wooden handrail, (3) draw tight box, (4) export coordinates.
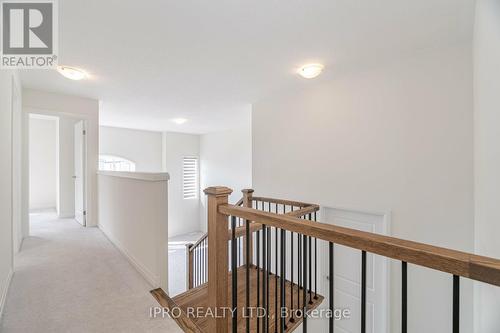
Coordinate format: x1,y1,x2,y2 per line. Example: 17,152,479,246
150,288,203,333
285,204,320,218
189,234,207,252
219,204,500,287
252,196,316,208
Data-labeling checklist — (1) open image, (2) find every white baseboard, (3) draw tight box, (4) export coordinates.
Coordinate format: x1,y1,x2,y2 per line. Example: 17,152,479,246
0,269,13,320
98,224,159,288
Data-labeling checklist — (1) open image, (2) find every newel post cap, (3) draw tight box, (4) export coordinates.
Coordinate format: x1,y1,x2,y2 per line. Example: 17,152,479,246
242,189,254,194
203,186,233,196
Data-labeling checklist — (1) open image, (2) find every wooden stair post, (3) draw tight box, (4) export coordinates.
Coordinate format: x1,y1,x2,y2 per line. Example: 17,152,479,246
185,243,193,289
242,189,254,266
204,186,232,333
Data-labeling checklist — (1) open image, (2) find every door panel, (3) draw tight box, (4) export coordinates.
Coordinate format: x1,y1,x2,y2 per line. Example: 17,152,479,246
322,207,389,333
74,121,86,226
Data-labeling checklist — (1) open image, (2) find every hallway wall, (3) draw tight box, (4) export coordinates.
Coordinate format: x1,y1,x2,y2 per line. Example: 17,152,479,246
29,116,57,210
0,70,20,318
100,126,163,172
252,43,474,332
162,132,200,237
473,1,500,331
199,109,252,231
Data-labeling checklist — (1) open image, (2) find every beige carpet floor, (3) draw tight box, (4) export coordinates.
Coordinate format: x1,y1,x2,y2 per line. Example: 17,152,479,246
0,211,182,333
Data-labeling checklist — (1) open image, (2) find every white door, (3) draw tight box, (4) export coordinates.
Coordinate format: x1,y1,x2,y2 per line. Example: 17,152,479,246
74,121,86,226
322,207,390,333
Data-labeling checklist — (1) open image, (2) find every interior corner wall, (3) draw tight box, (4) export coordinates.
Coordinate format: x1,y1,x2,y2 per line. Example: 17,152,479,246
199,110,253,232
23,89,99,227
162,132,200,237
252,44,474,332
473,1,500,332
29,116,57,210
0,70,19,317
99,126,163,172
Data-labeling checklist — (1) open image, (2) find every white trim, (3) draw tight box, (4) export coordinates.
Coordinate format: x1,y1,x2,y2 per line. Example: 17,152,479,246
98,224,159,288
0,269,13,320
97,170,170,182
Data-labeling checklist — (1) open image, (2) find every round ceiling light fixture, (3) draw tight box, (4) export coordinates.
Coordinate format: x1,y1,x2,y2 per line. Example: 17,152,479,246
57,65,88,80
172,118,188,125
297,63,324,79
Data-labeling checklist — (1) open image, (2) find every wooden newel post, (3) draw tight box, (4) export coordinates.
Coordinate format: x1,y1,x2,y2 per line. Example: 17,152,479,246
242,189,254,266
185,243,193,290
204,186,232,333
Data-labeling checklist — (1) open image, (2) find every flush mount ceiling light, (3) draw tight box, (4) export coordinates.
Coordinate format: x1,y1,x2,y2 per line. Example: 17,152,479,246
172,118,188,125
57,66,88,80
297,63,324,79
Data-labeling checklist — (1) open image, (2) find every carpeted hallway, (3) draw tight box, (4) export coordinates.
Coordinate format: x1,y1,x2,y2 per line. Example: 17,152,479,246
0,211,181,333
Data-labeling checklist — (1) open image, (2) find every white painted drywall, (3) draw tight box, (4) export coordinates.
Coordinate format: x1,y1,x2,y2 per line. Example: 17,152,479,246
199,110,252,231
252,44,474,332
11,75,23,254
23,89,100,227
99,126,163,172
473,1,500,332
162,132,200,237
97,171,169,290
57,116,78,218
0,70,20,318
29,116,57,210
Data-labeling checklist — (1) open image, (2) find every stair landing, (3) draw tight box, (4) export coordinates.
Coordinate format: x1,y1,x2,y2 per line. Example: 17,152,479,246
153,265,324,332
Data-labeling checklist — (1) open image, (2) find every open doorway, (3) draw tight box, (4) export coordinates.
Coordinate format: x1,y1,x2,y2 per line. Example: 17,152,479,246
28,114,87,227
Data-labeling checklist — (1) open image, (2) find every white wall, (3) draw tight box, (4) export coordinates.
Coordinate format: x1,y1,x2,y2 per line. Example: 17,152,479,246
29,116,57,210
100,126,163,172
23,89,100,227
57,116,78,218
199,110,252,231
162,132,200,237
252,44,474,332
98,171,169,290
473,1,500,332
0,70,20,319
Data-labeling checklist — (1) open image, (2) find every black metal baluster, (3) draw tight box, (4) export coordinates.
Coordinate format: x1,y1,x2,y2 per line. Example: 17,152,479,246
314,211,318,300
297,230,301,313
329,242,334,333
280,228,286,332
402,261,407,333
302,234,308,332
231,216,237,333
453,275,460,333
290,228,295,323
246,218,250,333
262,224,267,333
275,204,279,333
361,251,367,333
266,203,271,333
257,209,261,333
308,214,312,305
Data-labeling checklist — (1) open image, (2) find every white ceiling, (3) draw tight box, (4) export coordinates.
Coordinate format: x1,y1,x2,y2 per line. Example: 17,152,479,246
20,0,474,134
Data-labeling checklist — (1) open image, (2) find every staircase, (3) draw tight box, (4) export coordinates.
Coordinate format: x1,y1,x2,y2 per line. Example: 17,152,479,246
152,187,500,333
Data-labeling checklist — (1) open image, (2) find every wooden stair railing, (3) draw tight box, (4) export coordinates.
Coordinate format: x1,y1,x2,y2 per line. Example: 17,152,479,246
213,187,500,333
185,189,318,291
152,186,500,333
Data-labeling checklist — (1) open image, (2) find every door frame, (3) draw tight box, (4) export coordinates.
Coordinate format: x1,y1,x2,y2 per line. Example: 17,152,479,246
74,120,87,226
26,112,89,228
318,204,391,332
